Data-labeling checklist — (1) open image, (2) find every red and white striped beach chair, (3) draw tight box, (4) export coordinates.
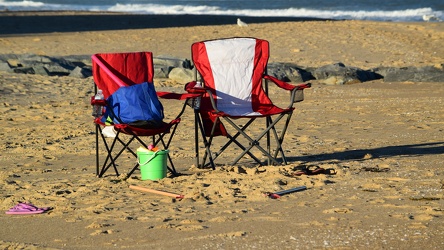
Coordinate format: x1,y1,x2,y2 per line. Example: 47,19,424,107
91,52,198,178
187,37,311,168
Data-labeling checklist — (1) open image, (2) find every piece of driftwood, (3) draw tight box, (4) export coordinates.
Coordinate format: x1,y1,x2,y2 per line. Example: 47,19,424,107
129,185,184,199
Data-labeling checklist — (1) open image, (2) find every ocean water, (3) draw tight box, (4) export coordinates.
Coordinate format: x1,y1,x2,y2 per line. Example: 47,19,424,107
0,0,443,22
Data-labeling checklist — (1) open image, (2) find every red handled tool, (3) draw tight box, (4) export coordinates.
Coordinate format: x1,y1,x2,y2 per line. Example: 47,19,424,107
265,186,307,199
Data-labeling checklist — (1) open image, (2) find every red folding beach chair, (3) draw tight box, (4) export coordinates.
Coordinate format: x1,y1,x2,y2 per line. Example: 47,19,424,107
91,52,197,178
186,37,311,169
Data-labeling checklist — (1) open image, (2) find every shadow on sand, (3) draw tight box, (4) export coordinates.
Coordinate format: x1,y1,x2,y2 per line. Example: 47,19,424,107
287,141,444,164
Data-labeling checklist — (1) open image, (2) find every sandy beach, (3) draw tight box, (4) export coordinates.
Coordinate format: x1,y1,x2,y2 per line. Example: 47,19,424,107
0,12,443,249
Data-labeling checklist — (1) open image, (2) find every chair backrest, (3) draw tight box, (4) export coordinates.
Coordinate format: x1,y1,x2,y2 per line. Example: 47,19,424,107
192,37,273,116
92,52,154,99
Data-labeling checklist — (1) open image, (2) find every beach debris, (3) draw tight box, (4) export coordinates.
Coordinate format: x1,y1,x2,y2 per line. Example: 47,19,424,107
101,126,117,138
129,185,184,199
5,202,52,215
147,144,159,152
291,166,336,176
237,18,248,27
409,196,440,201
265,186,307,199
360,166,390,172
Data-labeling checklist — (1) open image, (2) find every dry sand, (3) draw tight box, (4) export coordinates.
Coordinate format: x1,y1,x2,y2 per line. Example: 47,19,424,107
0,12,443,249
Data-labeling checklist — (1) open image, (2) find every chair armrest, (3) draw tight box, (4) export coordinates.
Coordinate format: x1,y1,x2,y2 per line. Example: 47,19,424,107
157,91,200,100
263,75,311,107
289,83,311,104
185,81,222,113
184,81,206,94
157,91,203,120
264,75,311,91
263,75,298,90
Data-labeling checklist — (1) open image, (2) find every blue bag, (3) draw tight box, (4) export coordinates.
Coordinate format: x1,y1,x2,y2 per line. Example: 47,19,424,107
101,82,164,127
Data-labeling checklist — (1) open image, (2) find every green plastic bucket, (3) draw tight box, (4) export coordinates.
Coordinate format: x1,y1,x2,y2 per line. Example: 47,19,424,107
137,148,169,181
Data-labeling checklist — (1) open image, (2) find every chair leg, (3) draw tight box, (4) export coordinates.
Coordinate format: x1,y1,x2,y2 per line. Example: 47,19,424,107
194,110,200,168
99,131,133,177
195,111,216,169
226,132,264,165
97,126,121,177
266,116,271,166
156,125,179,175
126,162,141,179
271,111,294,165
222,115,286,166
95,124,100,176
196,115,286,167
97,114,184,178
212,118,262,164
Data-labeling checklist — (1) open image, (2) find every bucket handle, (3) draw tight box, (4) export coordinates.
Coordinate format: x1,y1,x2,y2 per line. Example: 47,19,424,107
137,151,160,166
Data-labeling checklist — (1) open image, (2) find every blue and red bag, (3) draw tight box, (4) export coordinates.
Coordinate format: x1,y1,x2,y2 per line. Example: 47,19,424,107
101,82,164,128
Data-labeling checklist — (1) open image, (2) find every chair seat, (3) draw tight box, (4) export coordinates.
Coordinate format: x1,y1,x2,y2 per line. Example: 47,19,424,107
94,118,180,136
207,106,294,118
114,119,180,136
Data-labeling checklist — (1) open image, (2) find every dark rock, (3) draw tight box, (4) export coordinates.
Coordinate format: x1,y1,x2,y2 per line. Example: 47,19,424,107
82,65,93,76
18,54,52,64
267,62,314,82
69,66,92,78
168,67,194,83
0,62,10,71
63,55,92,66
44,64,71,76
48,57,77,71
0,54,18,62
154,65,173,78
373,66,444,82
1,53,443,83
32,65,49,76
6,58,22,67
313,62,381,85
154,56,192,69
13,67,35,74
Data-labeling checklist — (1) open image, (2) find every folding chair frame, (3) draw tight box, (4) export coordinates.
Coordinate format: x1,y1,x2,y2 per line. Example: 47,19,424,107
91,52,198,179
94,101,187,178
191,81,305,169
187,37,311,169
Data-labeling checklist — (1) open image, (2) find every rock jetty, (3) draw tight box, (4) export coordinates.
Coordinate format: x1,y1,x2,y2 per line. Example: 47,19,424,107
1,54,443,84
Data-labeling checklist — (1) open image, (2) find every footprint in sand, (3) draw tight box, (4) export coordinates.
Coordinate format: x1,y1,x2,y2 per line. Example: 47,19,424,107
410,213,436,222
208,216,240,223
323,207,353,214
90,229,115,236
175,225,207,231
86,222,114,229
